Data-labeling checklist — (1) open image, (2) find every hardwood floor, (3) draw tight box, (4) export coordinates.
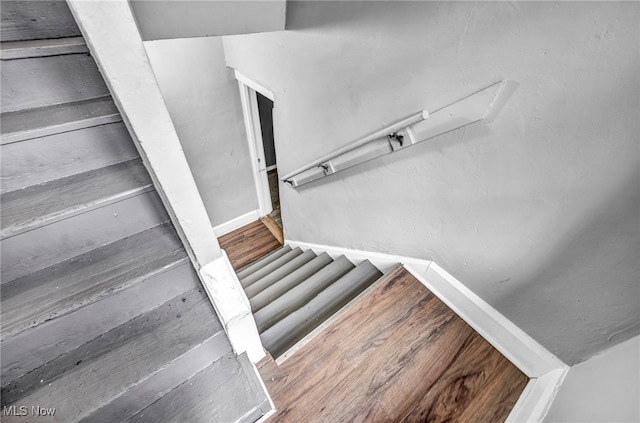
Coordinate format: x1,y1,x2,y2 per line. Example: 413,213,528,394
218,220,282,270
257,267,529,423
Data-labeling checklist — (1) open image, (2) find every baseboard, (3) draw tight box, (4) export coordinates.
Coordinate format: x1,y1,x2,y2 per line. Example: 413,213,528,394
213,209,260,237
285,239,432,274
506,368,568,423
285,238,569,422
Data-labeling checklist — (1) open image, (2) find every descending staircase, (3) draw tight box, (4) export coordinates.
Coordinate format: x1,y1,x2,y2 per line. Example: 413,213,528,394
236,245,385,360
1,2,267,422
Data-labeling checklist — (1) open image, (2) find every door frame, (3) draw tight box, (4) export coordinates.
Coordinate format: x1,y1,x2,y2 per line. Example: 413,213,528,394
235,69,275,217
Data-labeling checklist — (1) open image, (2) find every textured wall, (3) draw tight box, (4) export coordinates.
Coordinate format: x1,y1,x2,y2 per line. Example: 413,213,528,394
223,1,640,364
145,37,258,227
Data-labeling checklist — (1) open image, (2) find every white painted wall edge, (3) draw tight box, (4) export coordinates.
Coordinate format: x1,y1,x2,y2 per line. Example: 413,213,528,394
213,209,260,237
68,0,222,269
286,238,569,422
199,251,265,363
234,69,274,101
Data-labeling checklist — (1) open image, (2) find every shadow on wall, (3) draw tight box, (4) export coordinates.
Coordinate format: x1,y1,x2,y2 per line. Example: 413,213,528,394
494,165,640,365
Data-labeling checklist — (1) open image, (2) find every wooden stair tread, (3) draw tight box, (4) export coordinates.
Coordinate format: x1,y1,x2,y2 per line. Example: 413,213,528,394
126,352,268,423
0,0,81,42
1,262,200,387
1,159,153,239
0,223,187,341
0,96,121,145
0,289,225,422
1,122,139,195
1,53,109,114
0,37,88,60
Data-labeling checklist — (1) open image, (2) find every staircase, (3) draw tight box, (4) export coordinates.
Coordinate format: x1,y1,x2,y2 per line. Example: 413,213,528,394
1,2,267,422
236,245,385,361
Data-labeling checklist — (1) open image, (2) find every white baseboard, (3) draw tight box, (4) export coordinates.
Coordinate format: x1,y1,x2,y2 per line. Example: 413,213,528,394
506,368,568,423
213,209,260,237
285,239,432,274
285,238,569,422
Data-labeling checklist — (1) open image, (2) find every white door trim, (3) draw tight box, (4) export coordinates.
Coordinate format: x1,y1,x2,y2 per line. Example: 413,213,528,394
235,71,273,217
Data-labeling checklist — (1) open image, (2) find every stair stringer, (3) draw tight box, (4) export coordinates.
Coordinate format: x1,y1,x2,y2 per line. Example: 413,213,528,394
285,238,569,423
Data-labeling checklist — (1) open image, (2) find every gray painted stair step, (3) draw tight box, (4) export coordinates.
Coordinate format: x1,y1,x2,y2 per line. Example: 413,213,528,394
0,37,88,60
1,159,153,239
1,96,121,145
0,223,187,341
240,247,303,289
244,249,318,298
1,122,139,194
253,255,355,333
1,261,199,387
81,331,232,423
125,352,267,423
0,289,223,422
1,53,110,114
236,244,292,280
1,190,169,284
0,1,81,42
260,260,383,358
250,252,334,313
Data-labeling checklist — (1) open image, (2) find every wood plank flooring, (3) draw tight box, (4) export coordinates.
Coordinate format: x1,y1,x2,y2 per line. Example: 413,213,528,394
218,220,282,270
257,267,529,423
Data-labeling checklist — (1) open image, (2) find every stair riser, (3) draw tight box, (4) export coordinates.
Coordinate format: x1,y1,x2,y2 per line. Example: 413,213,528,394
82,332,231,423
1,191,169,283
1,261,196,385
1,54,109,114
0,1,81,42
1,97,121,145
1,123,138,194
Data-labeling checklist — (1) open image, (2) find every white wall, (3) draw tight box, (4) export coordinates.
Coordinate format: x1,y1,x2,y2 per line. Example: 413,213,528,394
130,0,286,41
223,1,640,365
545,335,640,423
145,37,258,227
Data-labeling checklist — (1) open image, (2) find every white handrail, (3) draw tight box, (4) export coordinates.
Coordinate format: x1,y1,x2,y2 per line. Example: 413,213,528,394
281,110,429,182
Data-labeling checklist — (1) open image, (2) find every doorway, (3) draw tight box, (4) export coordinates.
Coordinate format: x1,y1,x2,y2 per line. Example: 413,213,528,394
256,93,281,228
235,70,283,238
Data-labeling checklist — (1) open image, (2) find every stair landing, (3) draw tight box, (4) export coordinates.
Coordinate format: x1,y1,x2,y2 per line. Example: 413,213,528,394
257,267,529,423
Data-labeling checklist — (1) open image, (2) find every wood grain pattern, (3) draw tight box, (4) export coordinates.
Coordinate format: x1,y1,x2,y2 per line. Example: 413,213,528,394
259,268,528,423
218,219,282,270
261,215,284,245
